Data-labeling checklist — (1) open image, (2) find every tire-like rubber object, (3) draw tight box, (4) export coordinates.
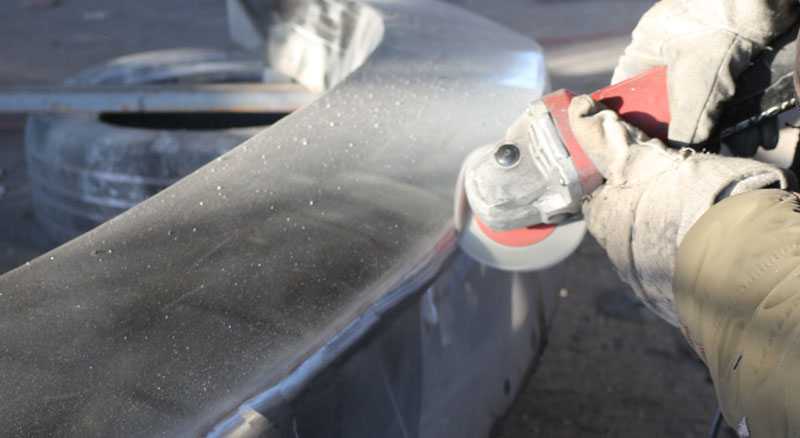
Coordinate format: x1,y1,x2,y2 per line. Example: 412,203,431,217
25,49,285,244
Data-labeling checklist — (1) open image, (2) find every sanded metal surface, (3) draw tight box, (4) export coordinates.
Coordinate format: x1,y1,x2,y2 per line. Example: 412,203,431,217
0,0,550,436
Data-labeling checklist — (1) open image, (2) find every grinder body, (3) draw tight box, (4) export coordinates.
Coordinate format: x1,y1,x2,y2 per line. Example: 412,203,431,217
457,67,671,271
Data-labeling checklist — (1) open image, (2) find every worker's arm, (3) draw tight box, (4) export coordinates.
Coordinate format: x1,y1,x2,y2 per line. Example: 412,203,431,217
675,189,800,437
614,0,798,150
570,1,800,434
570,95,797,436
568,96,790,325
583,0,800,321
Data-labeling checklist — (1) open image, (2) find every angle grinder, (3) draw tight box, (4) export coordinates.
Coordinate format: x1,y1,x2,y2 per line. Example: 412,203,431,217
455,25,800,272
455,67,670,271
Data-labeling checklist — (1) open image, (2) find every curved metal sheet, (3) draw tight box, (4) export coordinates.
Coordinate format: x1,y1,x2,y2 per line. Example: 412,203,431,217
0,0,551,436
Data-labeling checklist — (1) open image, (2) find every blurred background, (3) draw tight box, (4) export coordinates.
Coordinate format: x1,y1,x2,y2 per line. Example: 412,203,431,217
0,0,719,436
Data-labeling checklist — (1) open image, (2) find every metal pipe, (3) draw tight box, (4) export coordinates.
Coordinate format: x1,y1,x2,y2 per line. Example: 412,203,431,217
0,83,317,113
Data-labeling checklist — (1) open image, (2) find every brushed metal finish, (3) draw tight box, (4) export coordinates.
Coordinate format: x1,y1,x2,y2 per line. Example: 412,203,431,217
0,1,554,436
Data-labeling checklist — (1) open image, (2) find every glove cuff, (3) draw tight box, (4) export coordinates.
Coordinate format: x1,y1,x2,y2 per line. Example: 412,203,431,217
586,149,789,325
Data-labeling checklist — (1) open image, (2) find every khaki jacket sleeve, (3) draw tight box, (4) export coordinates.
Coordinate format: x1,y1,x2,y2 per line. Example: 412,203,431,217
675,189,800,437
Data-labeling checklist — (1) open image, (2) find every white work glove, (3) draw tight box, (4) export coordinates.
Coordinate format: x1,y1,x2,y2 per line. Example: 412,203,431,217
569,95,790,325
613,0,798,149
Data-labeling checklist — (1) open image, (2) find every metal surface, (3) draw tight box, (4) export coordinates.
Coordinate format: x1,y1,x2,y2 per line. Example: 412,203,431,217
0,83,316,113
0,1,553,436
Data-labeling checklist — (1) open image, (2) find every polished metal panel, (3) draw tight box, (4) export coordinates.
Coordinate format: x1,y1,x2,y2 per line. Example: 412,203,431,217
0,1,553,436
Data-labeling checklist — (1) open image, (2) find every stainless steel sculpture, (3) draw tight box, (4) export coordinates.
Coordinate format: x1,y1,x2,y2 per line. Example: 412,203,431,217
0,1,557,436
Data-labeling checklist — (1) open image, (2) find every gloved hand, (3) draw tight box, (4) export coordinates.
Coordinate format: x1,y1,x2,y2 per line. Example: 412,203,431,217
613,0,798,151
568,95,790,325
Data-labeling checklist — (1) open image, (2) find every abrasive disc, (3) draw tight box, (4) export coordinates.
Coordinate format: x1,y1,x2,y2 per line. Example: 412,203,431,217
454,165,586,272
458,211,586,272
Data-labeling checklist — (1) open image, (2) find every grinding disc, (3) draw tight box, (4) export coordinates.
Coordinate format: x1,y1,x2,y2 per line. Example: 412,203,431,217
458,211,586,271
454,163,586,271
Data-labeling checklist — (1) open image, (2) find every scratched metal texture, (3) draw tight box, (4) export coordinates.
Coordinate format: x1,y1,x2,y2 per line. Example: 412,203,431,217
0,0,556,436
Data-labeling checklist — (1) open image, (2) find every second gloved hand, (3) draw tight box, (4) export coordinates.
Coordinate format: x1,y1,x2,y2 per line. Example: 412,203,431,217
568,95,790,325
613,0,798,150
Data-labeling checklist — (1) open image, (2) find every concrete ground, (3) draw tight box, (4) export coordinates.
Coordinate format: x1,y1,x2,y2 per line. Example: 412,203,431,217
0,0,724,436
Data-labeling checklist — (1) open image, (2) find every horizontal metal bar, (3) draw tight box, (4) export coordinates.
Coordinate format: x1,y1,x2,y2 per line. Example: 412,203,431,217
0,83,318,113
